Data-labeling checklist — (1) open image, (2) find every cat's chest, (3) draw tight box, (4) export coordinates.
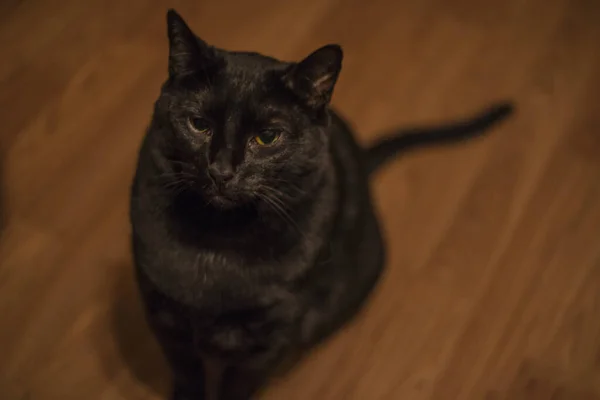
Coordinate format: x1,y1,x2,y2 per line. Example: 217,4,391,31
188,261,300,358
139,261,301,363
138,234,274,301
190,299,300,361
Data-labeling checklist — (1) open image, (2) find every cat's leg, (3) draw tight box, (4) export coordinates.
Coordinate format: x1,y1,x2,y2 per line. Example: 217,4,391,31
135,268,206,399
141,298,204,397
159,338,205,400
147,312,206,399
218,364,270,400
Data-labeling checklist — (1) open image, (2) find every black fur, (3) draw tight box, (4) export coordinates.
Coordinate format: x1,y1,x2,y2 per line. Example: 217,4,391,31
129,9,514,400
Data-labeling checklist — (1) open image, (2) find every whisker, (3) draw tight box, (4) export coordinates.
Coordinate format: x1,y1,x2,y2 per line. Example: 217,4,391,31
152,172,195,182
267,178,308,198
260,185,302,205
255,189,306,240
164,158,197,169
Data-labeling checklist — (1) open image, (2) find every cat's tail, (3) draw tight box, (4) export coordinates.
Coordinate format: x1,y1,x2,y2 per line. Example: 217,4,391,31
365,102,514,175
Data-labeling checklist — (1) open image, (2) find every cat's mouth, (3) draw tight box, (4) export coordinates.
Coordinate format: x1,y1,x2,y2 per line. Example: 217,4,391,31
203,183,251,210
208,192,239,209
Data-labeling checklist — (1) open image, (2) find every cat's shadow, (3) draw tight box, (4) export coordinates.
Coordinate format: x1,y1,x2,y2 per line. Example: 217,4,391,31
96,258,171,399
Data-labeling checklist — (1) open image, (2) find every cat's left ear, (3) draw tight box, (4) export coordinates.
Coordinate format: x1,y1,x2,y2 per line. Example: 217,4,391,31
166,9,214,78
284,44,343,109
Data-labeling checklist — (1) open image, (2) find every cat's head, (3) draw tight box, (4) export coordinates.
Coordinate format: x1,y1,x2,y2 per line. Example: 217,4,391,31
154,9,343,210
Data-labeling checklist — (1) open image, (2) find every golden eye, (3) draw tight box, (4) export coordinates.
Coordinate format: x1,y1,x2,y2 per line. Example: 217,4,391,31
188,117,212,135
254,129,281,146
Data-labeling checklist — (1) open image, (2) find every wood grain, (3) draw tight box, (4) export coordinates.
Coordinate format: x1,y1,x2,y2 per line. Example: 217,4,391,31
1,0,600,399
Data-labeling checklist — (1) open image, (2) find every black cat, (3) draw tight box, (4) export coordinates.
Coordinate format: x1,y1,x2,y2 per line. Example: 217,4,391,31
129,9,513,400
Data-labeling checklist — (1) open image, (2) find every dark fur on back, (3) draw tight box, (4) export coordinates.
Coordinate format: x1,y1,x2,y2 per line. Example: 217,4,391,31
129,9,514,399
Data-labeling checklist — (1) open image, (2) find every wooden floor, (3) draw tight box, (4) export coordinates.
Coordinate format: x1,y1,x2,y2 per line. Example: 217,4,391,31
2,0,600,399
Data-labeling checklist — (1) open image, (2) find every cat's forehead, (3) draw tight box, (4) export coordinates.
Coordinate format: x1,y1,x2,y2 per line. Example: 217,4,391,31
224,51,287,72
172,51,294,118
218,51,286,87
204,53,291,111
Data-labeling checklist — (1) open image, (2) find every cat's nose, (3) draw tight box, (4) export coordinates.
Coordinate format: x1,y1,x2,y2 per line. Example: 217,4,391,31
208,163,234,185
207,147,236,185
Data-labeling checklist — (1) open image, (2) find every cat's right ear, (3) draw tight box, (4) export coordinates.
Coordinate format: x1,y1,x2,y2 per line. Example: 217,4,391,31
283,44,343,109
166,9,213,78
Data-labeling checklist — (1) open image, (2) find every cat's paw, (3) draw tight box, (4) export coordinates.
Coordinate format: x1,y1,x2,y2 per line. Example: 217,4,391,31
171,385,205,400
